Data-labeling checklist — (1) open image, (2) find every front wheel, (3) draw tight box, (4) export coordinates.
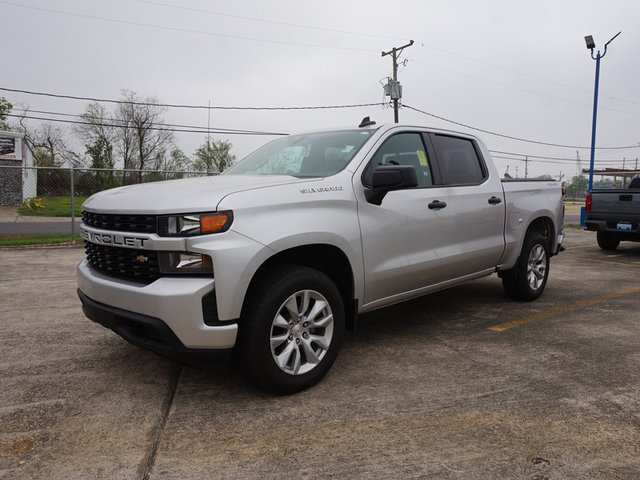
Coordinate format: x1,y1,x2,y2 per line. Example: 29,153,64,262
238,266,345,394
502,232,550,301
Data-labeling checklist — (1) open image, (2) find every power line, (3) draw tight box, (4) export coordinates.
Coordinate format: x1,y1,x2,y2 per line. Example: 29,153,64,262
488,149,639,162
0,86,383,111
11,108,287,135
491,154,627,168
491,155,626,166
128,1,640,109
403,104,640,150
0,0,376,53
129,0,405,42
5,0,639,109
407,59,640,117
6,85,639,151
6,113,288,136
411,46,640,108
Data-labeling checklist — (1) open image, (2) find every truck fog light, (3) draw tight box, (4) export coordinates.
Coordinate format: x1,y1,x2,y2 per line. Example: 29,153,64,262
158,252,213,275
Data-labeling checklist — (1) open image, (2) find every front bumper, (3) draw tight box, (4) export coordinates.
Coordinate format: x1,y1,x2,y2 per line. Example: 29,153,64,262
77,259,237,350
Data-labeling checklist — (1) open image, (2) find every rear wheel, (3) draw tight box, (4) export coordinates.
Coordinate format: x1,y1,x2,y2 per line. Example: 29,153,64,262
238,265,345,394
502,232,550,301
597,231,620,250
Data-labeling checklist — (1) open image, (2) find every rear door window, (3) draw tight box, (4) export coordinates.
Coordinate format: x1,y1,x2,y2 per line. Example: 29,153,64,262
430,134,486,185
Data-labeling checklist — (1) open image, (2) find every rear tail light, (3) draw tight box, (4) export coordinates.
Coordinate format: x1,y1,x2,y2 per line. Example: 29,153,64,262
585,194,592,213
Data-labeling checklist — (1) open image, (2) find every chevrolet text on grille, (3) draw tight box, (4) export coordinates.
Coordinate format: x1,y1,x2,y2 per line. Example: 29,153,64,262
80,229,148,248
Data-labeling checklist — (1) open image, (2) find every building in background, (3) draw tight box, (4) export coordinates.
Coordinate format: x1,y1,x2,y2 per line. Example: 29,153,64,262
0,131,37,206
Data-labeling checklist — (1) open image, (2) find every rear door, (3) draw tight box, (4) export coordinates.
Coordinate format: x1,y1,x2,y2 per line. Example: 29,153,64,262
426,133,506,273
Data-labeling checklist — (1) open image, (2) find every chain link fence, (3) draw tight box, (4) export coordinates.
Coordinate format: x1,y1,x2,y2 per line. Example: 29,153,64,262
0,165,210,246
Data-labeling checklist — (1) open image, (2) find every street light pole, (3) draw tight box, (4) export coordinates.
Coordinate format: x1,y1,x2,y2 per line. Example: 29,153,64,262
585,31,621,192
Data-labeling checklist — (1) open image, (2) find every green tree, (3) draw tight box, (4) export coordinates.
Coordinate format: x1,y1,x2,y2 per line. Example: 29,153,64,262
567,175,588,198
86,137,117,190
142,147,190,182
164,147,190,174
192,138,235,174
75,102,116,165
0,97,13,131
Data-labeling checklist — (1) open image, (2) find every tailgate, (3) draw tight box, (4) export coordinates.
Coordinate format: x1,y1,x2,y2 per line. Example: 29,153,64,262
590,191,640,230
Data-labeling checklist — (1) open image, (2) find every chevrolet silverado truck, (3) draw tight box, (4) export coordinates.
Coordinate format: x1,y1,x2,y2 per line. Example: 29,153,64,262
585,175,640,250
77,121,564,393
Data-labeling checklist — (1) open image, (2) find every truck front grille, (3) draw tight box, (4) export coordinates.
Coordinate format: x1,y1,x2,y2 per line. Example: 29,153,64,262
85,242,160,282
82,211,157,234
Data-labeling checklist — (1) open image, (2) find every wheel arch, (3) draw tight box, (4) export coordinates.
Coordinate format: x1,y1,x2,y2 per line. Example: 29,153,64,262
526,216,556,252
499,215,555,278
242,244,357,330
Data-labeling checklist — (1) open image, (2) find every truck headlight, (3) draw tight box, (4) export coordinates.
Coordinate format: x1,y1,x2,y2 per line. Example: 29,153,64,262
158,252,213,275
157,211,232,237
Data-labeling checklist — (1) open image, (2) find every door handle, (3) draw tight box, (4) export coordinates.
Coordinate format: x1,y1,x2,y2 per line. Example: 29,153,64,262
428,200,447,210
488,196,502,205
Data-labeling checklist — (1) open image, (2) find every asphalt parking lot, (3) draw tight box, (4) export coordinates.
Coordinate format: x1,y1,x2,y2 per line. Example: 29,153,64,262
1,228,639,480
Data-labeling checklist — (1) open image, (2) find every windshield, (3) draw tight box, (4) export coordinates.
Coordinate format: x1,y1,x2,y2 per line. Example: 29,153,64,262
225,130,373,177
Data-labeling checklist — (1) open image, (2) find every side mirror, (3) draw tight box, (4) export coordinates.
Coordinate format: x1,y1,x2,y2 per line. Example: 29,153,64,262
365,165,418,205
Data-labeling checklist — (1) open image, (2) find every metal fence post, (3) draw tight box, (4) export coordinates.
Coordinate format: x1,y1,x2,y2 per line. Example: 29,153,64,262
70,166,76,243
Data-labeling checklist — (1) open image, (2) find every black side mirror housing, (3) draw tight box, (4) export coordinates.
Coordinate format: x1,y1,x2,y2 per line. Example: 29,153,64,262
365,165,418,205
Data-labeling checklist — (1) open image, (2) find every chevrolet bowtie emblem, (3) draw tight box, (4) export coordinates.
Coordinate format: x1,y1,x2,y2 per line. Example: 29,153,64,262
136,255,149,263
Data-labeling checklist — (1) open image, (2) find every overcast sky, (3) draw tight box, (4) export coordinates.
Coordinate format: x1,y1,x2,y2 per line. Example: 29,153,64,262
2,0,640,179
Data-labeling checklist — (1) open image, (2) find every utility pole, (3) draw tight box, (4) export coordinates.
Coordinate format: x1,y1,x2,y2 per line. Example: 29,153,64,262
382,40,414,123
524,156,529,178
207,99,211,144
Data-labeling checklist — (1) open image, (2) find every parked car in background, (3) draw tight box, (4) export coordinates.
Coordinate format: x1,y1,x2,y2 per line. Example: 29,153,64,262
585,174,640,250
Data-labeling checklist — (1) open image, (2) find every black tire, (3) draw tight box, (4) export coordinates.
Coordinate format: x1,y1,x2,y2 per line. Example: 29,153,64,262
502,232,550,302
237,265,345,394
597,231,620,250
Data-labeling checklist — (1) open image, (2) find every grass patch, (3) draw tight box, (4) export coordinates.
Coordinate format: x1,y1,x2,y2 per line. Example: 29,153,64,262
18,196,86,217
0,234,81,246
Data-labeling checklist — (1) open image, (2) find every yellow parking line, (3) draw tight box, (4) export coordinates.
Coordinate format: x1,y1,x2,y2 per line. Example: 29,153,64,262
488,285,640,332
564,244,596,250
563,255,640,268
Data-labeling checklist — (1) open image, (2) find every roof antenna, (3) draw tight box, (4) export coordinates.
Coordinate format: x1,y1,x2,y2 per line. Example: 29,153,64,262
359,116,376,128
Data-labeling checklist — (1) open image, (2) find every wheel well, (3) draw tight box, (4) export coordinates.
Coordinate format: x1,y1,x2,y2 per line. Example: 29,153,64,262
245,244,357,329
526,217,555,250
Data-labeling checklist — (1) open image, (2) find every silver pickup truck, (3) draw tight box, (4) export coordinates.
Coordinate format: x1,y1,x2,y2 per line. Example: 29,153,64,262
77,121,564,393
585,175,640,250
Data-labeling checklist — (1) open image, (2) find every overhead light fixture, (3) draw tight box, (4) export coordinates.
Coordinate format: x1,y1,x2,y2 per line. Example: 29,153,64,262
584,35,595,50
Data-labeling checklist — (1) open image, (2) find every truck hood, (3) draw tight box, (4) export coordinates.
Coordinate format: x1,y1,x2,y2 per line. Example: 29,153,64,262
82,174,313,214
